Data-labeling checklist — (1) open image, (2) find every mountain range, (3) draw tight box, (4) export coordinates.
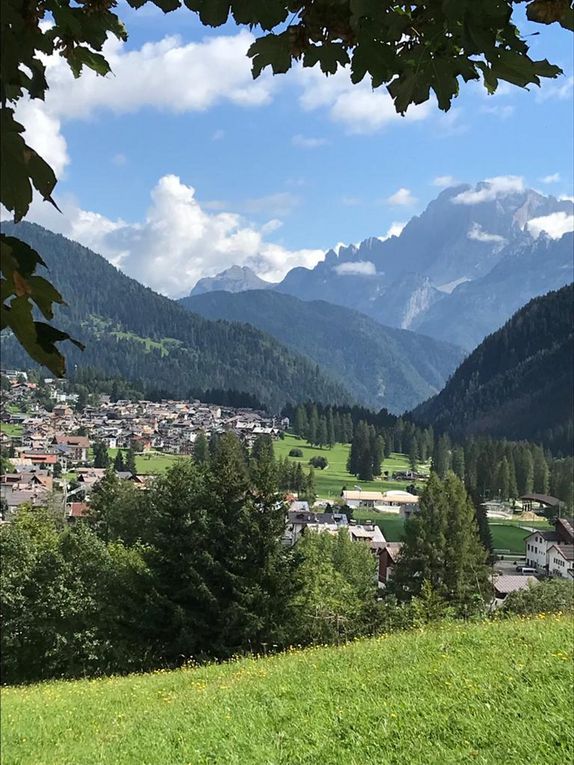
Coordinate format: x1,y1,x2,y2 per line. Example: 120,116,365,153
0,223,350,411
190,183,573,351
1,222,461,414
412,284,574,454
180,290,464,412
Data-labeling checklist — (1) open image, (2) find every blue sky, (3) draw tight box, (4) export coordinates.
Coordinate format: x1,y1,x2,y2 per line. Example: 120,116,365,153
22,4,574,296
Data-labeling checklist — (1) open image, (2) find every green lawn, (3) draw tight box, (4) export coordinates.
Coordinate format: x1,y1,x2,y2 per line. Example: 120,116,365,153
2,616,572,765
0,423,23,437
106,448,181,475
490,524,531,554
274,434,426,499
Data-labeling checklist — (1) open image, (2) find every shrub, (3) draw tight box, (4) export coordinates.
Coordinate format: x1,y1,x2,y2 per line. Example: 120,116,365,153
289,448,303,457
503,578,574,616
309,456,328,470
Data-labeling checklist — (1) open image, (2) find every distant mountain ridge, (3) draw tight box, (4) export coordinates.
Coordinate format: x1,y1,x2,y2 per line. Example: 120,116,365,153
180,290,464,413
0,222,351,411
190,266,275,296
412,284,574,454
188,182,573,352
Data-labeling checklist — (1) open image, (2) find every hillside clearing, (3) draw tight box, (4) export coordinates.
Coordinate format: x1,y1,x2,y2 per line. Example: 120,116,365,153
274,434,427,498
2,616,572,765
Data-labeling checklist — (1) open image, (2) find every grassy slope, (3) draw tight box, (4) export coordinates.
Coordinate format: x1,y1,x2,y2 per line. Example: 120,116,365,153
3,617,572,765
274,434,427,499
0,423,23,437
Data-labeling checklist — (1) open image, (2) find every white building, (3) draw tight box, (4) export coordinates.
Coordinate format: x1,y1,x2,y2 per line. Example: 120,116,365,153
525,519,574,576
547,544,574,579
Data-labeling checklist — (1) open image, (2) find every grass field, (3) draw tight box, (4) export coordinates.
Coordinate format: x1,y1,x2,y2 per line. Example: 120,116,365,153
274,434,426,499
0,423,23,437
106,448,181,475
2,616,572,765
490,524,531,554
352,513,531,554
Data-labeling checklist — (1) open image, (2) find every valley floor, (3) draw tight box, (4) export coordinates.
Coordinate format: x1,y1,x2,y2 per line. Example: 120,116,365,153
2,616,572,765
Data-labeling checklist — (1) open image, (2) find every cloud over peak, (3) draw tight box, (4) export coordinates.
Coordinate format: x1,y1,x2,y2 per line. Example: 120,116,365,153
452,175,525,205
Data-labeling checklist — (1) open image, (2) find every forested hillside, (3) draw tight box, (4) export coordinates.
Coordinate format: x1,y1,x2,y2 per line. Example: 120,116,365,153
413,285,574,454
180,290,464,413
0,223,350,411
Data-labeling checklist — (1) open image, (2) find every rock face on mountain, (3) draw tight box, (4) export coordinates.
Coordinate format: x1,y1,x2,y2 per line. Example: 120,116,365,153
188,182,571,352
275,184,573,349
412,284,574,455
190,266,274,296
180,289,464,413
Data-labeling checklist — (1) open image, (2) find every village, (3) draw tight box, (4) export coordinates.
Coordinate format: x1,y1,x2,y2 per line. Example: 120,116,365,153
1,370,572,601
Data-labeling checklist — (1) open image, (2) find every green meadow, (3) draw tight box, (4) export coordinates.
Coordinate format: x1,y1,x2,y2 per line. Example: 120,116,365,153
274,434,427,499
106,447,181,474
2,616,572,765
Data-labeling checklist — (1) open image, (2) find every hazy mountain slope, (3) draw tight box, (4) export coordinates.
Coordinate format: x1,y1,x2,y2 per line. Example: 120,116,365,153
180,290,464,413
190,266,275,296
273,184,573,346
412,285,574,453
413,233,574,349
0,223,351,411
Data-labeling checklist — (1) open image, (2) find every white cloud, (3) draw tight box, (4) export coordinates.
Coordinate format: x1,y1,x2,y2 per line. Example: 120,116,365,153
536,76,574,102
453,176,525,205
480,104,514,120
432,176,457,188
296,67,431,134
540,173,560,184
15,100,69,176
334,261,377,276
27,175,324,297
292,134,328,149
527,212,574,239
340,196,361,207
559,195,574,203
386,188,417,206
378,222,406,240
467,223,506,244
42,32,273,120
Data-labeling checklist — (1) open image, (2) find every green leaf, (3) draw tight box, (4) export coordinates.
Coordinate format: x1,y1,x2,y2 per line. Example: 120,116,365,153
527,0,574,30
231,0,288,31
27,275,66,320
248,32,292,78
183,0,230,25
303,43,349,76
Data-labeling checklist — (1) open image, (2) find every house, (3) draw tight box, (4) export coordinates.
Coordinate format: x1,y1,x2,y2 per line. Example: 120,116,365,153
546,544,574,579
378,542,403,587
492,575,538,601
341,490,384,508
67,501,89,521
51,434,89,462
348,523,387,551
525,518,574,575
284,510,349,545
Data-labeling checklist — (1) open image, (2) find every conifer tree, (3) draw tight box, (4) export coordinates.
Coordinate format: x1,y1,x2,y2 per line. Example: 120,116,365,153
451,447,465,480
294,406,308,439
533,447,550,495
93,442,110,469
308,405,319,445
317,417,328,449
326,408,336,448
392,473,489,613
432,434,451,478
113,450,125,472
193,430,209,465
250,435,277,494
125,446,137,476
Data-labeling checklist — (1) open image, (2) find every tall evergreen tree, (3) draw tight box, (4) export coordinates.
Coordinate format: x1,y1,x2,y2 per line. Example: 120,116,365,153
193,430,209,465
451,447,465,480
93,442,110,469
432,434,451,478
125,446,137,476
113,450,125,472
294,406,308,439
392,473,489,613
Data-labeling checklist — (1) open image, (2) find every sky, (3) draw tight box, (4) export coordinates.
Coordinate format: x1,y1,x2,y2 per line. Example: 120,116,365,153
15,3,574,298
